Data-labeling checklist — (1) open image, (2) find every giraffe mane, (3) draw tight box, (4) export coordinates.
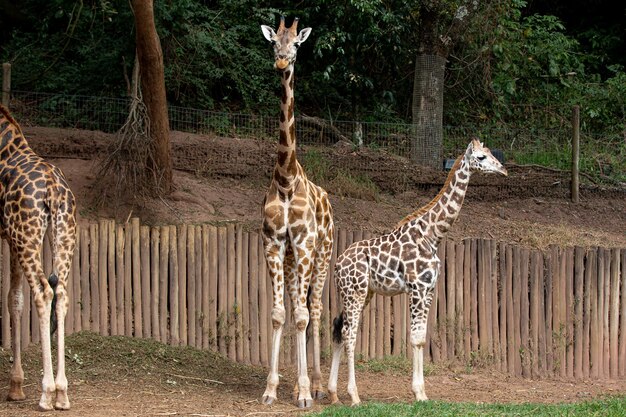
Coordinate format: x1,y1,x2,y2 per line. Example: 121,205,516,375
395,154,463,229
0,104,24,135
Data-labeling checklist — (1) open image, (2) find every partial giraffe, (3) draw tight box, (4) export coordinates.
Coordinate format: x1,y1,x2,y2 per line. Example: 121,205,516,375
259,17,334,409
0,105,77,411
328,139,507,405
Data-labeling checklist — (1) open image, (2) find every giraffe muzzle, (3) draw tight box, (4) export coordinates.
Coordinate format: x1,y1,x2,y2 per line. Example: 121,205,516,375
275,59,289,70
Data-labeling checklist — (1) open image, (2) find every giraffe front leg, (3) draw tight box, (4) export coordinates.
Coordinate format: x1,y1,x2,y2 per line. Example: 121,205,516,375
7,260,25,402
410,284,435,402
262,306,285,405
261,240,286,406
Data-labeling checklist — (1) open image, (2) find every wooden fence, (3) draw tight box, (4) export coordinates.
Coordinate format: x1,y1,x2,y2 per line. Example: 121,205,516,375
0,219,624,379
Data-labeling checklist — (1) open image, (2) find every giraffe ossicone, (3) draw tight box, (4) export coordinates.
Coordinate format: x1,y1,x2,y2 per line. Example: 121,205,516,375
259,17,334,409
0,105,77,411
328,139,507,405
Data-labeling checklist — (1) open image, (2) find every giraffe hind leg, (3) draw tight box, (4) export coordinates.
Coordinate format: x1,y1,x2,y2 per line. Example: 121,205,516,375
48,273,59,336
7,253,25,401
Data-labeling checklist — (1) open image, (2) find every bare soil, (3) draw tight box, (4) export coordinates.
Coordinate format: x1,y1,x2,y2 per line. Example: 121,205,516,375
22,126,626,249
0,126,625,416
1,333,626,417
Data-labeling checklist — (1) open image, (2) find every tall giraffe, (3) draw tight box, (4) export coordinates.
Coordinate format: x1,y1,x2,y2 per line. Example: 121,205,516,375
0,105,77,411
260,17,334,408
328,139,507,405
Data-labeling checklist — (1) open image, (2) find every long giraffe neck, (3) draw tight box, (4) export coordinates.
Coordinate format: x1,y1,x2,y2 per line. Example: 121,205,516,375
0,106,32,156
274,65,298,185
398,150,471,244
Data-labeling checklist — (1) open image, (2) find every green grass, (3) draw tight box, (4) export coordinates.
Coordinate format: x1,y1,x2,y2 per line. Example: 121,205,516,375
310,397,626,417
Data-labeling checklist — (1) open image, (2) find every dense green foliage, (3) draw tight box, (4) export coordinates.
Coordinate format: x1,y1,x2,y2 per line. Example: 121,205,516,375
1,0,625,133
311,397,626,417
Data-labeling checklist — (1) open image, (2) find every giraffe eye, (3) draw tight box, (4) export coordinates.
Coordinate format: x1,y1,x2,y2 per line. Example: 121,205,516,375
477,155,487,161
294,42,300,49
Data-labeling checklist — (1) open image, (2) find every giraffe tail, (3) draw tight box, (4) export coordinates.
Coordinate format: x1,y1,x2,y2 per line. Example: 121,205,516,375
332,313,344,344
48,273,59,335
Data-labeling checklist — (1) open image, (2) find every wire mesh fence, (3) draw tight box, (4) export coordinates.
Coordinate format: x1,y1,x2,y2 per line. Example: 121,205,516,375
7,90,624,198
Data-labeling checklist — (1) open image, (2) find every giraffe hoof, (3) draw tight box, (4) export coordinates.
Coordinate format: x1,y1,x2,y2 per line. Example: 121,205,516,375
329,392,340,404
55,394,71,410
313,389,326,400
6,392,26,402
38,402,55,412
261,395,276,405
7,381,26,401
297,398,313,409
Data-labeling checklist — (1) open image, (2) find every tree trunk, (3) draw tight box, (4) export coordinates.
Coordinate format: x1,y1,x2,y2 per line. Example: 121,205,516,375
411,54,446,168
132,0,172,194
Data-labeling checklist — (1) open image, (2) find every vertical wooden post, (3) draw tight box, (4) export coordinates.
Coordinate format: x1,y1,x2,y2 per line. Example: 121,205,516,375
470,239,479,352
217,227,228,355
98,220,109,336
463,240,471,359
124,224,133,337
159,225,169,343
71,228,82,333
169,226,180,346
573,247,584,379
140,225,151,339
2,63,10,108
226,224,236,361
609,248,620,378
208,226,218,350
248,231,260,365
583,249,593,379
150,227,160,341
131,218,142,337
194,226,203,348
505,245,515,374
108,221,117,336
499,242,508,371
529,250,540,378
201,225,210,348
241,230,250,361
602,248,611,378
177,225,187,345
187,226,196,347
258,235,269,366
90,224,100,334
619,250,626,377
455,241,465,358
446,240,456,358
590,249,599,378
81,228,91,331
520,248,530,377
571,105,580,203
116,225,125,336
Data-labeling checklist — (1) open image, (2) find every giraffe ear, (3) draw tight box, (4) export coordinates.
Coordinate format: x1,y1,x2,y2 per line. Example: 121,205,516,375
261,25,276,42
471,138,483,150
297,27,312,44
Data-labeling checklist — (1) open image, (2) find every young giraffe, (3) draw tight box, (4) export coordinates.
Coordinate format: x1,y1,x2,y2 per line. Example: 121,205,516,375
328,139,507,405
0,105,77,411
260,17,334,408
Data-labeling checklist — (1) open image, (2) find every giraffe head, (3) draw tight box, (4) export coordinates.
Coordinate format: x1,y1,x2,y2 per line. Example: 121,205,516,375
261,16,312,72
466,138,508,176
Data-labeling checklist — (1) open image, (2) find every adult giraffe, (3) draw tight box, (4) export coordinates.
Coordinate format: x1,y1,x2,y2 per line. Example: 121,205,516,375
260,17,334,408
0,105,77,411
328,139,507,405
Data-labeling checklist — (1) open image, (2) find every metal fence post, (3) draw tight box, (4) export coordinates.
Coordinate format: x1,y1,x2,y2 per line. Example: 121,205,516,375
2,63,10,108
571,105,580,203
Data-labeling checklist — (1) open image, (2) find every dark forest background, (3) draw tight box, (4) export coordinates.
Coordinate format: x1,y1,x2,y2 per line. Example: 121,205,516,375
0,0,624,133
